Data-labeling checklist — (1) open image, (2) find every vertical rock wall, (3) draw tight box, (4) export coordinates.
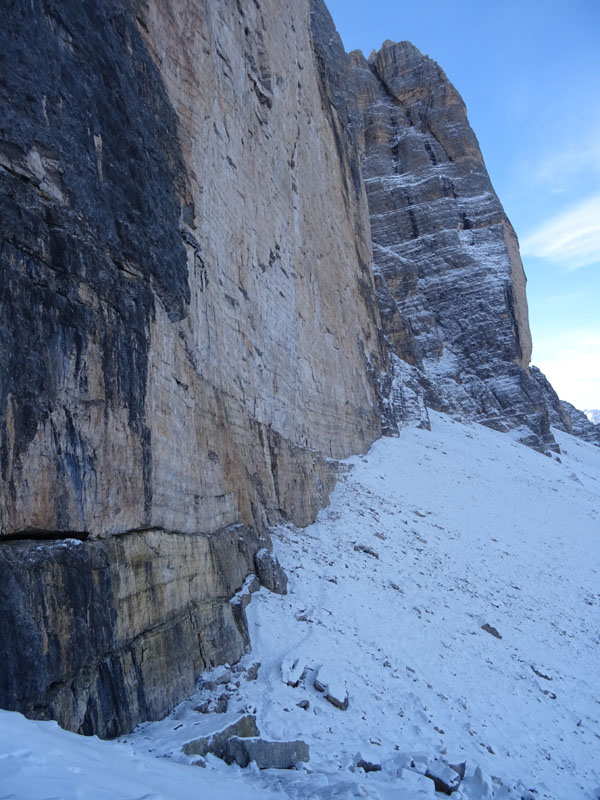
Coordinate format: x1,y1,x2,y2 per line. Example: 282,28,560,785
0,0,386,736
1,0,384,540
0,526,262,738
350,42,563,450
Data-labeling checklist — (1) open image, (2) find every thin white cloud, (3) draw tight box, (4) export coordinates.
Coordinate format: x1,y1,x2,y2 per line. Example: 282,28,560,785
533,328,600,410
520,194,600,270
531,135,600,193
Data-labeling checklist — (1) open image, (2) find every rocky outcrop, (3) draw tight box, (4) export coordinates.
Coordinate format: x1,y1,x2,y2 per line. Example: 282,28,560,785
558,402,600,445
0,0,387,735
0,526,264,738
531,386,600,446
182,714,259,760
526,367,600,445
224,736,310,769
349,42,560,451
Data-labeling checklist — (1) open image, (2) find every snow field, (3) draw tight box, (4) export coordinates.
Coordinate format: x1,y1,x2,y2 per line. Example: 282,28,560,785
1,411,599,799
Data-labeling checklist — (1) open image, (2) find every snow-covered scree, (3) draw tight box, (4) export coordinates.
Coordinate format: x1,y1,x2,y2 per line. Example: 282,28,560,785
2,411,599,799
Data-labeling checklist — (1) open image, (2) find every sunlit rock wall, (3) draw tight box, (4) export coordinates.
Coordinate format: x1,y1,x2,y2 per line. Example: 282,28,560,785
0,0,385,735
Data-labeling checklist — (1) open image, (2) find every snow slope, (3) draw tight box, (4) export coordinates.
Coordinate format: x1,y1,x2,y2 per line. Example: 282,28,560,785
0,707,287,800
2,411,599,799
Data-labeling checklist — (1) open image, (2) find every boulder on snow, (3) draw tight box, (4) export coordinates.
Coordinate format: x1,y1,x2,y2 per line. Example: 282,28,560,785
353,543,379,558
325,689,349,710
314,665,349,710
356,757,382,773
212,666,232,685
281,657,305,687
194,692,229,714
481,623,502,639
182,714,258,759
254,549,288,594
224,736,310,769
425,759,463,794
245,661,261,681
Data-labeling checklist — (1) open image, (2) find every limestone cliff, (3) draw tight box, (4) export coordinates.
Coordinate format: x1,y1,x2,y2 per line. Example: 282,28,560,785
0,0,387,736
350,41,564,451
0,526,262,738
1,0,384,540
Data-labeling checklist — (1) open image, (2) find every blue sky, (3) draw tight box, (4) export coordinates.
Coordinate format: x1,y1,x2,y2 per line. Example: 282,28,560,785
325,0,600,411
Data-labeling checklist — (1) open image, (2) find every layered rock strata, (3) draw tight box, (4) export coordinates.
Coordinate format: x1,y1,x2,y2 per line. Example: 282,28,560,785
0,526,264,738
350,42,564,451
559,404,600,445
0,0,387,735
530,370,600,445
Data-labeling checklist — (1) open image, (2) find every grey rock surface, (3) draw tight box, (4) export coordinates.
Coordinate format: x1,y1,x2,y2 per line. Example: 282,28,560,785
425,760,463,794
224,736,310,769
529,367,600,445
0,527,261,739
350,42,568,452
182,714,259,760
559,402,600,445
254,549,288,595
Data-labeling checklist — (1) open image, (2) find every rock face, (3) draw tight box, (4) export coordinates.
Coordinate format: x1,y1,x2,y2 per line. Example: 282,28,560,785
558,403,600,445
0,526,263,738
528,367,600,445
349,42,562,451
0,0,387,736
556,401,600,445
0,0,384,539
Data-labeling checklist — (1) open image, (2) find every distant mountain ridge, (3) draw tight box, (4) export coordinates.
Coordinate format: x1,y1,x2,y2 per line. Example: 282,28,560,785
585,409,600,425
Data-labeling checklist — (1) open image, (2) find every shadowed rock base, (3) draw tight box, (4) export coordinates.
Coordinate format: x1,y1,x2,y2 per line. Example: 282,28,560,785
0,525,265,738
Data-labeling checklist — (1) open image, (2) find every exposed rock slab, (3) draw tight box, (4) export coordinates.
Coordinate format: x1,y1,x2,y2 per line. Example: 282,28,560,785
182,714,259,760
0,0,386,535
224,736,310,769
